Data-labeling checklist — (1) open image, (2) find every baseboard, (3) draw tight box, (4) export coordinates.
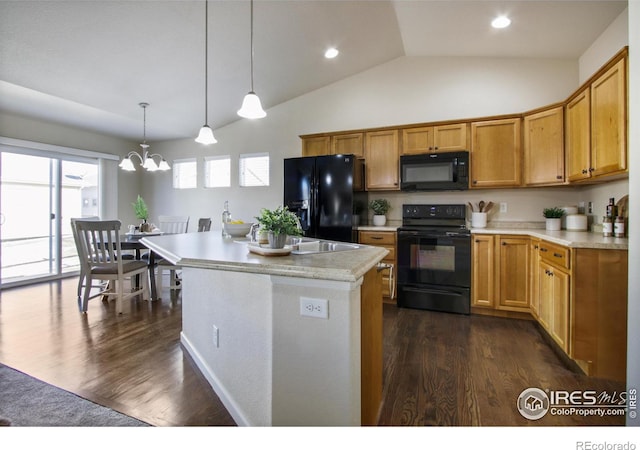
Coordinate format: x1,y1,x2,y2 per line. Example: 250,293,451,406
179,332,251,426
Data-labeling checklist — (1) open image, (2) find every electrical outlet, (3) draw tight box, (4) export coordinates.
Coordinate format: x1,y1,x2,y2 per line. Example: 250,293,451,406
300,297,328,319
500,202,507,213
212,325,219,348
588,201,593,214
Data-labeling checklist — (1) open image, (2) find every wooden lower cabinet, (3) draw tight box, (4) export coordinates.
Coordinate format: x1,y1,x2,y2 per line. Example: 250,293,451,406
360,266,383,425
538,260,570,353
359,230,396,303
471,234,529,312
571,248,628,383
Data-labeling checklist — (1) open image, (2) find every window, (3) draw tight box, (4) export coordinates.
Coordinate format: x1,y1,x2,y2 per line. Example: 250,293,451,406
173,158,197,189
204,155,231,188
239,153,269,187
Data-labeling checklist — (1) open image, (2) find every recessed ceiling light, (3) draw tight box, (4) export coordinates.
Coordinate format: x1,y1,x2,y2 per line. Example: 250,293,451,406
491,15,511,29
324,47,339,59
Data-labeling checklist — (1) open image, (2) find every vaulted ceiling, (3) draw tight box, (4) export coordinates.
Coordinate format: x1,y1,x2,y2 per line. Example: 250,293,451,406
0,0,627,142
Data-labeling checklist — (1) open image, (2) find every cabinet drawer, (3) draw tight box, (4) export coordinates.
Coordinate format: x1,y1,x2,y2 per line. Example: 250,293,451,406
381,245,395,262
359,231,396,245
539,241,570,270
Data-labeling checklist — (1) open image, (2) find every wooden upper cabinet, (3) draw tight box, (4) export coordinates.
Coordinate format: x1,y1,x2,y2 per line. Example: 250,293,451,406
301,136,330,157
591,58,627,177
365,130,400,190
470,118,522,188
524,106,564,186
565,88,591,182
566,56,627,182
401,123,468,155
331,133,364,158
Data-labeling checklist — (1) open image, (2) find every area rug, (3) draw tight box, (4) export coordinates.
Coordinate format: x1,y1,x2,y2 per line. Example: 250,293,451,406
0,363,149,426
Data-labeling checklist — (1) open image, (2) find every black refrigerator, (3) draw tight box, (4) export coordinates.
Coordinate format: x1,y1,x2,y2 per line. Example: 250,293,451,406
284,154,367,243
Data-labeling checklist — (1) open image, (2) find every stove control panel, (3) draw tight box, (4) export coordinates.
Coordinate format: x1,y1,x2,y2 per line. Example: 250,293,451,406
402,204,466,220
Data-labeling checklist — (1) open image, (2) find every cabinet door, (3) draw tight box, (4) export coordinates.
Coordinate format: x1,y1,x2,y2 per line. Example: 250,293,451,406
433,123,468,152
471,235,495,308
470,118,522,188
524,107,564,185
591,58,627,177
365,130,400,190
401,126,433,155
565,89,591,182
550,268,570,353
302,136,330,157
538,261,554,331
332,133,364,157
497,237,529,311
529,239,541,318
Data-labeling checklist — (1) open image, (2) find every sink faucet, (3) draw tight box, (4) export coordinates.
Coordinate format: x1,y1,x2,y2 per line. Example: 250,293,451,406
249,223,260,242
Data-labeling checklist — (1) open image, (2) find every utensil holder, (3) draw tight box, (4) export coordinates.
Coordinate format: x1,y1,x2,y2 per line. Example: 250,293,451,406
471,212,487,228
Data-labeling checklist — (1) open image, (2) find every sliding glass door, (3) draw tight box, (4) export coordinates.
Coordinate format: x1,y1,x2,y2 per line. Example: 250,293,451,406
0,152,99,287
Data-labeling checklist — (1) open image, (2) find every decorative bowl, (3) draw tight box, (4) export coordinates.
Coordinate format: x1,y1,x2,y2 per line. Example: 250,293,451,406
224,222,253,237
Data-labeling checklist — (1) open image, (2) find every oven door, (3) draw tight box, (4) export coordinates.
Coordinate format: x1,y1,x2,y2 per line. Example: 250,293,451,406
397,229,471,288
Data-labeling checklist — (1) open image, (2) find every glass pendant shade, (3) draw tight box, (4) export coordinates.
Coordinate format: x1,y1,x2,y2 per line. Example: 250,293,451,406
195,124,217,144
119,158,136,171
237,91,266,119
143,157,158,171
158,159,171,171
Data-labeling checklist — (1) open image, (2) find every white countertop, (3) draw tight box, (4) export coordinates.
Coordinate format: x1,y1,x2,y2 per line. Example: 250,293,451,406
471,228,628,250
140,232,389,282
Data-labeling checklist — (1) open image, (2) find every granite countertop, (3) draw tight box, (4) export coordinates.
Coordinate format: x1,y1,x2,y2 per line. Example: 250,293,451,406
141,232,388,283
471,227,628,250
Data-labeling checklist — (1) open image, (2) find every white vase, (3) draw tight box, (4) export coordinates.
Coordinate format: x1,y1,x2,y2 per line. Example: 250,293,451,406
372,215,386,226
545,218,561,231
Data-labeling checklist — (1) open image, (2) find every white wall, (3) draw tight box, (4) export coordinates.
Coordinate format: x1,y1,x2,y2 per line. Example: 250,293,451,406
141,56,579,230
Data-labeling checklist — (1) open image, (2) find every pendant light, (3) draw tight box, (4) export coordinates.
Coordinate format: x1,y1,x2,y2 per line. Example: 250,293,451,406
195,0,217,144
237,0,266,119
119,103,171,172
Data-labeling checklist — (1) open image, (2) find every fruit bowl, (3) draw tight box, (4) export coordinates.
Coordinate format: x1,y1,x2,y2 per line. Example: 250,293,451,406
223,222,253,237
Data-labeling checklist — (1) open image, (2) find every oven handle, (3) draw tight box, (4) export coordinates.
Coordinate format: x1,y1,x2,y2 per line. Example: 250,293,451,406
401,286,465,297
398,230,469,239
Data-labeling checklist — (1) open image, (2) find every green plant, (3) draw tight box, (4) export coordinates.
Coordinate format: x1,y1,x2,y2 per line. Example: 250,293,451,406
542,207,565,219
255,206,302,236
369,198,391,215
132,195,149,221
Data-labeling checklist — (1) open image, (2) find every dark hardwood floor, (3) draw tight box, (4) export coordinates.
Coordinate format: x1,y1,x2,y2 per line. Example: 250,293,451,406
0,278,625,426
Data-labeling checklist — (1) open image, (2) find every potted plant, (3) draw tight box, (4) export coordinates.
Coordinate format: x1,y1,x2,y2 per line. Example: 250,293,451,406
369,198,391,226
255,206,302,248
543,207,564,231
132,195,152,232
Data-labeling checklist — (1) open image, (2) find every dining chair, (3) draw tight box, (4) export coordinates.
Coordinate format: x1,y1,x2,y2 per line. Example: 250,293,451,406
74,219,149,314
155,215,190,292
70,217,105,305
198,217,212,232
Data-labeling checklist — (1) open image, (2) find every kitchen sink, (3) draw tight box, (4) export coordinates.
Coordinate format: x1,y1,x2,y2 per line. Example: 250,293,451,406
288,238,360,254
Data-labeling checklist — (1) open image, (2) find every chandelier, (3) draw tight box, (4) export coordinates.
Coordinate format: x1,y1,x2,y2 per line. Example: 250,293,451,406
119,102,170,172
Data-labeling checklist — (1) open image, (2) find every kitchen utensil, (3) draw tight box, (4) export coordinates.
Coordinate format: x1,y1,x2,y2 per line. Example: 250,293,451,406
478,200,485,212
468,202,474,212
483,201,494,213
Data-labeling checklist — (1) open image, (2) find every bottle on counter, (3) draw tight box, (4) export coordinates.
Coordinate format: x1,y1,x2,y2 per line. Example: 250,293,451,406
614,216,625,238
603,216,613,237
606,197,617,219
222,200,232,238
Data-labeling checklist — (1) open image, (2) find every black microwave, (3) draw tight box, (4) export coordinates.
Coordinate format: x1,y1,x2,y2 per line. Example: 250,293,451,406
400,151,469,191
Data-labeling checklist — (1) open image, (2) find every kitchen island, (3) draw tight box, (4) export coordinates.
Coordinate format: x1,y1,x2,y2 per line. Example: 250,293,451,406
141,232,388,426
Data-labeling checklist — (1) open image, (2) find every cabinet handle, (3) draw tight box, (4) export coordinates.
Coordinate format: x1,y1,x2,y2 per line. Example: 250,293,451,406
434,146,439,150
473,180,478,184
589,167,594,172
540,248,548,252
582,169,588,174
553,252,563,258
371,236,383,240
556,175,563,180
534,245,539,249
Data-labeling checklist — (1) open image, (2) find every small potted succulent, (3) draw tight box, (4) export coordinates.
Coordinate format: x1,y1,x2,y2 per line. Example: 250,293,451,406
543,207,565,231
369,198,391,226
255,206,302,248
132,195,152,232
